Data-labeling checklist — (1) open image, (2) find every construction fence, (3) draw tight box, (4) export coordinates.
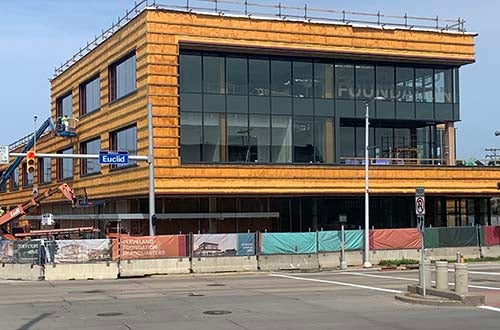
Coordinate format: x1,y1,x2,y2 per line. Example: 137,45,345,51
1,226,500,264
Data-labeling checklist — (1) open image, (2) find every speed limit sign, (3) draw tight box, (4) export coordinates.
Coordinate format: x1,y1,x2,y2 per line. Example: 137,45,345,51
415,187,425,215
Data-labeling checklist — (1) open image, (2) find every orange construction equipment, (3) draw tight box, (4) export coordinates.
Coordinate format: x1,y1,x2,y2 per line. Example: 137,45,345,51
0,183,75,228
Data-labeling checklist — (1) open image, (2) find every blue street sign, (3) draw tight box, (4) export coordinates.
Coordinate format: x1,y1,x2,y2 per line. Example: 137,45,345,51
99,151,129,165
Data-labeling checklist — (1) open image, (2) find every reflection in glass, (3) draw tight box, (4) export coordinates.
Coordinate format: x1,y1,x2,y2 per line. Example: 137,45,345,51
271,116,292,163
81,139,101,175
116,55,136,99
293,62,313,98
249,59,270,96
339,126,355,158
315,117,334,163
293,116,314,163
434,69,453,103
203,113,224,162
314,63,334,99
226,57,248,95
227,113,249,162
180,112,202,162
336,64,354,99
271,60,291,97
415,68,433,103
376,66,395,100
203,56,225,94
396,67,414,102
249,115,270,162
355,65,375,100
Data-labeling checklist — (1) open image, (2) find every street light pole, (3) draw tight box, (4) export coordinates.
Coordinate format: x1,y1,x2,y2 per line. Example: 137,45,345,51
363,102,371,268
363,97,384,268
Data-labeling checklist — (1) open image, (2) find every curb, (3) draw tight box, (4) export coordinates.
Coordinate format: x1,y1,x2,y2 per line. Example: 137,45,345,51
395,293,464,307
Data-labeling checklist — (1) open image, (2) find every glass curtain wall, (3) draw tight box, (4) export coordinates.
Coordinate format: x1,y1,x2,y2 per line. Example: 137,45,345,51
179,51,459,165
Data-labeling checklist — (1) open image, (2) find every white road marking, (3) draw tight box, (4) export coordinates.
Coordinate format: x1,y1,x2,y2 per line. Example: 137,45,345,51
449,270,500,276
270,273,402,294
346,272,500,291
478,305,500,313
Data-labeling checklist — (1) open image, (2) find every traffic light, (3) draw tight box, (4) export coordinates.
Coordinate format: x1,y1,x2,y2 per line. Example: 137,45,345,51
27,151,36,174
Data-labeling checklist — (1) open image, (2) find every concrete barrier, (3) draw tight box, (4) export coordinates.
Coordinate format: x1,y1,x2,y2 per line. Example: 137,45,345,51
44,262,119,281
119,258,191,277
191,256,258,273
0,263,43,281
318,252,340,269
345,250,363,266
426,247,481,261
369,249,420,264
258,254,319,271
481,245,500,258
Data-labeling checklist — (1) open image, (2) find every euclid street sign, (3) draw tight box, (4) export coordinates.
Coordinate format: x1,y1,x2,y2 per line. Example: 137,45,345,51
99,151,129,165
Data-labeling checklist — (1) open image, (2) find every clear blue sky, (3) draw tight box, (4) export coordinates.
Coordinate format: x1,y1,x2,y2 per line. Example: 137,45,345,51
1,0,497,159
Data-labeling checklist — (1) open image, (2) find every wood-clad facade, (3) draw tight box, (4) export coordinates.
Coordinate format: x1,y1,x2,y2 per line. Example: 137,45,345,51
1,8,496,234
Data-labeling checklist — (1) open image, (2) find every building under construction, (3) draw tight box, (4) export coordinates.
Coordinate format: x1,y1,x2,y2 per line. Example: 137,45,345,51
0,0,498,237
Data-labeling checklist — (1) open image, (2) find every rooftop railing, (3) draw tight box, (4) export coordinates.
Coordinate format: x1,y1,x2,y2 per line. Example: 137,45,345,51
52,0,467,79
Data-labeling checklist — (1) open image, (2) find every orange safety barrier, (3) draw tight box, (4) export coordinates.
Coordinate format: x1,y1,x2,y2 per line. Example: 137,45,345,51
369,228,421,250
112,235,187,260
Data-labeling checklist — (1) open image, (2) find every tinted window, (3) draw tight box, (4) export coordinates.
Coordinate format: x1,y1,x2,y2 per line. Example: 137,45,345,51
314,63,334,98
293,61,313,98
249,59,270,96
226,57,248,95
396,67,414,102
114,54,136,100
80,76,100,115
271,60,291,97
434,69,453,103
57,93,72,117
355,65,374,100
335,64,354,99
376,66,395,100
415,68,433,103
180,54,202,93
81,138,101,175
110,125,137,167
203,56,225,94
38,158,51,184
180,112,202,162
58,147,73,180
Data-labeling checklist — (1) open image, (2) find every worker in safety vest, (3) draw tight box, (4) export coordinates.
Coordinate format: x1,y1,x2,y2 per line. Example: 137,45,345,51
61,114,69,131
0,207,4,217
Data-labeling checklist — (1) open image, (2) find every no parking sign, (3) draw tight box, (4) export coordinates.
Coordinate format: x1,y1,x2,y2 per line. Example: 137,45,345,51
415,187,425,216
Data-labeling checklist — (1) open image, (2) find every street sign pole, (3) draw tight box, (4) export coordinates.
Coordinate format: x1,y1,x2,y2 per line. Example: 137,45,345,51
416,187,426,296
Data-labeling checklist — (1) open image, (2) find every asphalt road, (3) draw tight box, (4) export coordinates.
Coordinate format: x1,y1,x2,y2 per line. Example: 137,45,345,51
1,263,500,330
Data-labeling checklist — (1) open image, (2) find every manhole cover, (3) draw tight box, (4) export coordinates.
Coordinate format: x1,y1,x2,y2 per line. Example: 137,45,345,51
207,283,226,287
203,310,232,315
96,312,123,317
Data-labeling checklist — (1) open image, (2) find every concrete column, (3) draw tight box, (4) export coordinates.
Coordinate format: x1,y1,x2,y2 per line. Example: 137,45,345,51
419,260,432,288
444,122,456,166
454,263,468,294
435,261,449,290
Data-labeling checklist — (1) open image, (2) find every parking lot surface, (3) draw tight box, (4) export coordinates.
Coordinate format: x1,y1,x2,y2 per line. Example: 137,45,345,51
1,263,499,330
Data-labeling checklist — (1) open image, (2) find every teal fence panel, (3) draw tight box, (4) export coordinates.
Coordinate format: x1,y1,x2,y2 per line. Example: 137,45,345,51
318,230,364,252
261,232,317,255
424,227,478,248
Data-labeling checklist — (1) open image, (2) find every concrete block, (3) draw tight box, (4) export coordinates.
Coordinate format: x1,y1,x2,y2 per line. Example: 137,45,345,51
318,252,340,269
481,245,500,258
426,247,481,261
370,249,420,264
191,256,257,273
345,250,363,266
258,254,319,271
120,258,190,277
44,262,118,281
0,263,43,281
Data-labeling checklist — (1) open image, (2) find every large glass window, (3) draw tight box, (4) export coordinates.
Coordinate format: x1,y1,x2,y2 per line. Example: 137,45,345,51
271,116,292,162
109,53,136,101
396,67,414,102
38,158,51,184
56,93,72,117
271,60,291,97
335,64,354,99
415,68,434,103
22,163,33,187
249,115,270,162
355,65,375,100
376,66,395,100
10,167,19,191
203,113,224,162
226,57,248,95
81,138,101,175
203,56,225,94
435,69,453,103
293,116,314,163
180,54,202,93
80,76,100,115
110,125,137,168
293,61,313,98
339,126,355,159
57,147,73,180
314,63,334,99
227,114,249,162
249,59,270,96
180,112,202,162
315,117,334,163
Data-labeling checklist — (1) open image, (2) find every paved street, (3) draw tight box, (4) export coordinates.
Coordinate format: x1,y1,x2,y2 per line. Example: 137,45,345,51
1,263,500,330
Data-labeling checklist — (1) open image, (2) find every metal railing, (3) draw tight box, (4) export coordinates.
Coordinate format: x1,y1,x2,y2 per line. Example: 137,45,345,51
52,0,467,79
341,157,445,166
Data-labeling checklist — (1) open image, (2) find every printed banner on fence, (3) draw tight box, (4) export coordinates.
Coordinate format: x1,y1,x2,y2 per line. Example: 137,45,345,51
261,232,317,255
482,226,500,246
0,240,40,264
369,229,421,250
112,235,187,260
318,230,364,252
47,239,111,263
193,233,255,257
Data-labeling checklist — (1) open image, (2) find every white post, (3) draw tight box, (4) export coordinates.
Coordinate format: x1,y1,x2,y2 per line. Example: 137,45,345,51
148,102,156,236
364,102,372,268
341,224,347,270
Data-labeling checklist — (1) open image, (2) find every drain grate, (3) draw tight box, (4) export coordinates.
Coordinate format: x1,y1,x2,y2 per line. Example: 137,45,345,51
203,310,232,315
96,312,123,317
207,283,226,287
